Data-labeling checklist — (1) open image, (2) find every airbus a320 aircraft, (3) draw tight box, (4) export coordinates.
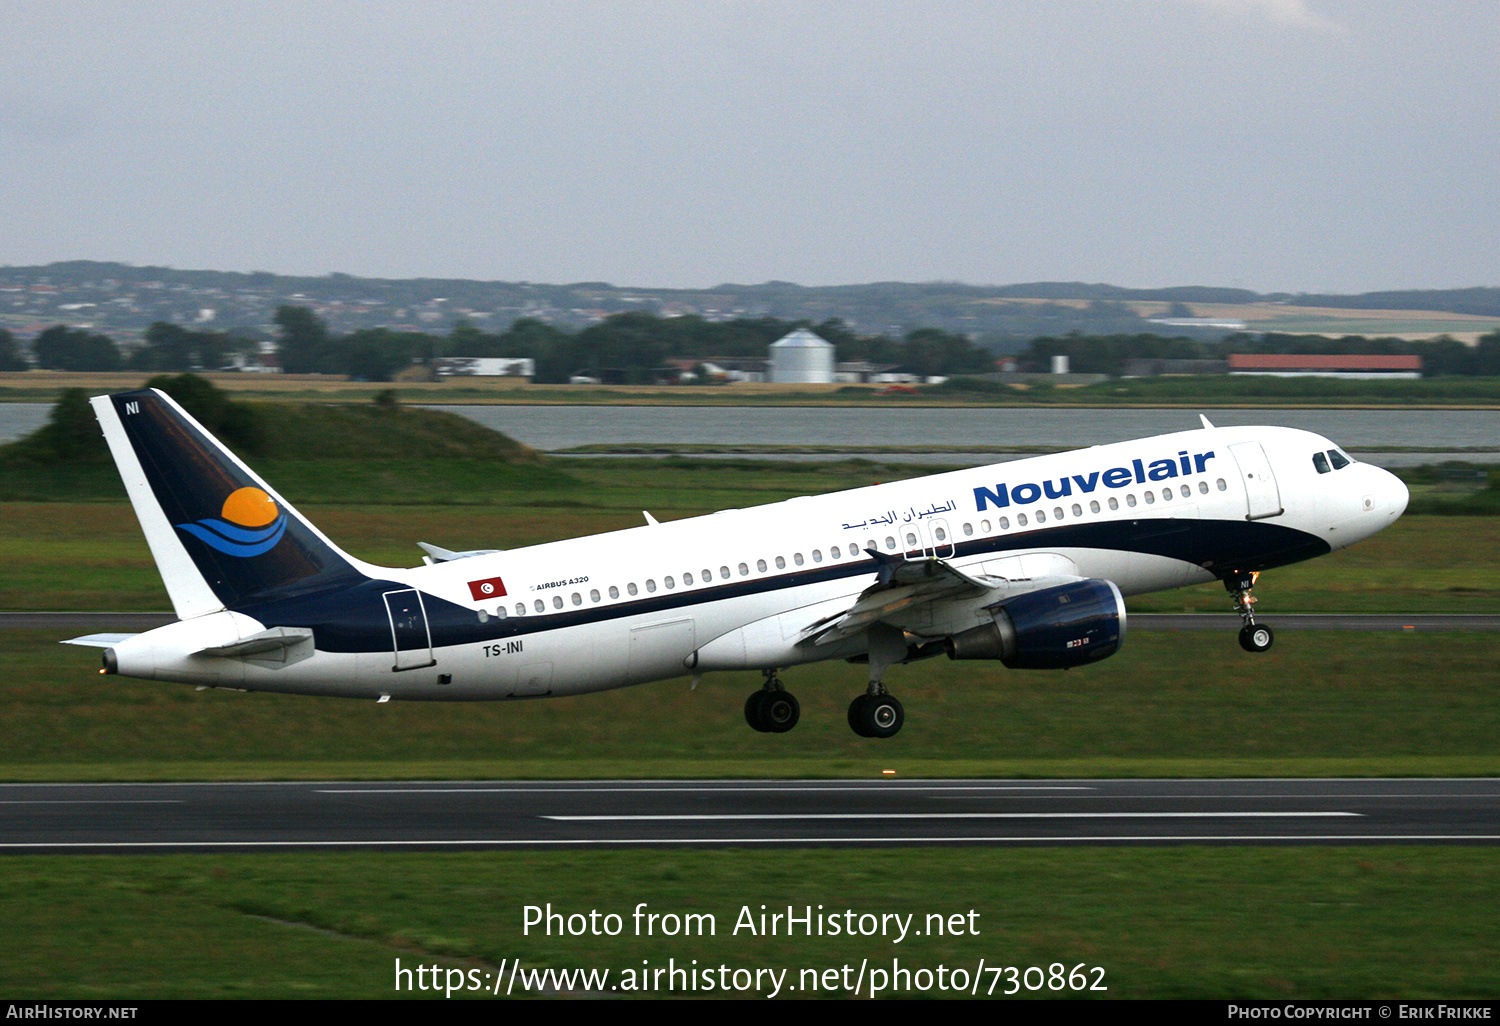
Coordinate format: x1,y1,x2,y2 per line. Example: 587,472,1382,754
66,389,1407,738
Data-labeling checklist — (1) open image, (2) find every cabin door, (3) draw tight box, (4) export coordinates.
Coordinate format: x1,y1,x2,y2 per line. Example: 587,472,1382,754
384,588,436,671
1228,442,1285,521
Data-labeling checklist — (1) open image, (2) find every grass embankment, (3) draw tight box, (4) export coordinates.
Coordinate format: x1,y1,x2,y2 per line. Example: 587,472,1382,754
4,848,1496,999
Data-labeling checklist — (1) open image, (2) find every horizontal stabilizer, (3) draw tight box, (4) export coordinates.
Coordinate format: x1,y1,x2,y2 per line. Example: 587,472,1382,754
196,626,314,658
61,633,138,648
417,541,502,563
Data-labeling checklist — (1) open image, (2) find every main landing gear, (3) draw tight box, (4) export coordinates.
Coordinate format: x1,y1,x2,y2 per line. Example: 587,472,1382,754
1225,571,1274,653
848,685,904,739
847,622,906,738
744,669,800,733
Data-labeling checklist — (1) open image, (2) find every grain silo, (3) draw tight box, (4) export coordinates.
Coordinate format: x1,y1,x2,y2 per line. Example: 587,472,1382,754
768,328,835,384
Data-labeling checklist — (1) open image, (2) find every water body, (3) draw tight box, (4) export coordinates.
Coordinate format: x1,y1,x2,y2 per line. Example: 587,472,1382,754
2,402,1496,467
426,405,1500,468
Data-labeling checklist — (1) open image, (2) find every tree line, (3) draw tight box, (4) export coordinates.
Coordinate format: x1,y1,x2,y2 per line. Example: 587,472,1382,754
9,313,1500,381
10,307,998,383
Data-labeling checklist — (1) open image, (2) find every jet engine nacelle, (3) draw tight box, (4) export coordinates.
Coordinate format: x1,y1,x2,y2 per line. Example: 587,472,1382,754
946,578,1126,669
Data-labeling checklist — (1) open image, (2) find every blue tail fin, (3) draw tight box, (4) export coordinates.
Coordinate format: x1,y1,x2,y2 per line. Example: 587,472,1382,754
93,388,368,617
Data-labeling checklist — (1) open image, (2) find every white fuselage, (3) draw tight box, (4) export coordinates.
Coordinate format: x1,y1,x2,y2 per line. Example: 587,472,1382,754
108,424,1408,700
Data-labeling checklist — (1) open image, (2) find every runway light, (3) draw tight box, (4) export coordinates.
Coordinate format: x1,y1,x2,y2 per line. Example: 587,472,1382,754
1403,625,1415,630
882,769,896,776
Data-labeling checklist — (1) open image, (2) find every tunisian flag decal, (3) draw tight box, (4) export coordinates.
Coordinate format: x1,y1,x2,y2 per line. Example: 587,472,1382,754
467,576,508,601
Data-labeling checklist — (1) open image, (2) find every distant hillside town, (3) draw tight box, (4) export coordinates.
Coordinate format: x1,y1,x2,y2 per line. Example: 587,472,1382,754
1,261,1497,383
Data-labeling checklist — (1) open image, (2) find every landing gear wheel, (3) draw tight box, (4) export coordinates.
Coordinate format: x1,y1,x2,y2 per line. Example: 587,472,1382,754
745,691,771,732
1239,623,1274,653
760,690,800,733
746,687,800,733
847,694,873,737
849,693,904,738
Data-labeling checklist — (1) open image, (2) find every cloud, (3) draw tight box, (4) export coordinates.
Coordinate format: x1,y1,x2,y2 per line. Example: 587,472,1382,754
1185,0,1348,35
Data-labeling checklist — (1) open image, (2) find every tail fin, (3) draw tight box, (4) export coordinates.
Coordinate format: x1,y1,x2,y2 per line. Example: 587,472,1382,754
93,389,368,618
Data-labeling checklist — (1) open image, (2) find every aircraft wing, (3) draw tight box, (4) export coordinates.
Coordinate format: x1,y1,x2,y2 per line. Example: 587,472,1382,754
799,550,991,646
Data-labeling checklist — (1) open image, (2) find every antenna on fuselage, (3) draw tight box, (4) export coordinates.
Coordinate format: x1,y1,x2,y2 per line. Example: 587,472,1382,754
1199,414,1215,429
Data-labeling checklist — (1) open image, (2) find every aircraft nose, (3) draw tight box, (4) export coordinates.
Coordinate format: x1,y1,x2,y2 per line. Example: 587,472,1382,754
1366,466,1408,519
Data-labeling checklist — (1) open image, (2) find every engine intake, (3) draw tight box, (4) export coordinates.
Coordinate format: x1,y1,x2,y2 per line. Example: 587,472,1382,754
947,579,1126,669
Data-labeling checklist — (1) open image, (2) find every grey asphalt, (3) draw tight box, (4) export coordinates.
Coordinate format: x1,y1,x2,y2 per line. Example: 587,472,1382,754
3,778,1497,852
8,612,1500,633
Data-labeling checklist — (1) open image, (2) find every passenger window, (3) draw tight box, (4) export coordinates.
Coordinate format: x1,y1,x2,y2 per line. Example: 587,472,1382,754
831,546,841,559
516,603,526,616
571,592,582,606
794,553,805,566
812,550,823,563
884,536,896,550
1035,510,1046,523
1161,488,1171,501
998,516,1009,529
646,579,657,593
683,571,694,584
1053,507,1064,519
776,556,786,569
1329,449,1351,470
1127,494,1138,507
1217,479,1227,490
1072,503,1083,517
608,586,619,599
1180,484,1191,498
534,599,545,613
1089,500,1100,513
1198,481,1208,494
963,522,974,536
552,595,563,609
1108,497,1119,510
757,559,767,572
738,562,749,575
627,583,638,596
904,531,918,547
1017,513,1028,526
590,589,600,603
1313,452,1331,474
980,519,991,533
720,566,731,579
664,576,675,590
1144,492,1155,504
701,568,711,581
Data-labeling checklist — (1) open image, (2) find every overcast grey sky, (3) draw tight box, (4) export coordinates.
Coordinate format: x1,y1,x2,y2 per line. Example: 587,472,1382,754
2,1,1496,293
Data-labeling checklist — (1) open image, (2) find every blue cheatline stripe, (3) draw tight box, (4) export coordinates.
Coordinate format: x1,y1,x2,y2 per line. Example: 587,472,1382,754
231,516,1330,656
178,517,288,557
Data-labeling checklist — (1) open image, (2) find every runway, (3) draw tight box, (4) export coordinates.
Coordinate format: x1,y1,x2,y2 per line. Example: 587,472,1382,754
8,612,1500,633
3,778,1497,852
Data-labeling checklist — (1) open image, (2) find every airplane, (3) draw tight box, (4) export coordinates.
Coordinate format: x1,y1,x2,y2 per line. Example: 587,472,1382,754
65,388,1409,738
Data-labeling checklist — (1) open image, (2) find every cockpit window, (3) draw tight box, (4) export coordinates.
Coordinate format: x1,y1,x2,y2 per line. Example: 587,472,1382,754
1328,449,1351,470
1312,452,1331,474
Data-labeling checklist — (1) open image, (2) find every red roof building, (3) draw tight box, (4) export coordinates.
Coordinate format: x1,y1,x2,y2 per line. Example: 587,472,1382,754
1228,353,1422,378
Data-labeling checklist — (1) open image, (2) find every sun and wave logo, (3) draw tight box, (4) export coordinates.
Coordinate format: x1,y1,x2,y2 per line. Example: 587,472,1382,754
175,486,287,557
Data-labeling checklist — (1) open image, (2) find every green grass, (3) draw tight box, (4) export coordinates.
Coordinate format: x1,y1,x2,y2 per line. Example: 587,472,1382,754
6,628,1499,779
2,848,1496,999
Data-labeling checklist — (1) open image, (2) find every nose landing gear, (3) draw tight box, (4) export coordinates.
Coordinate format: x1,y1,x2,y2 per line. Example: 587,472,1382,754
1226,571,1274,653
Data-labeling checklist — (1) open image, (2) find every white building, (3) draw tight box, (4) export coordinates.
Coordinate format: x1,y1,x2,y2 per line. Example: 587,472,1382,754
434,357,535,379
768,328,835,384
